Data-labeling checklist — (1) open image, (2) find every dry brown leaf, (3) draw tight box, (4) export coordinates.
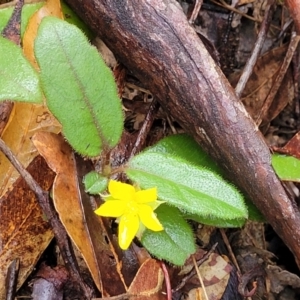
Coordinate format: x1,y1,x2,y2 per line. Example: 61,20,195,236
0,104,60,196
0,156,55,299
32,132,127,296
186,253,232,300
229,45,294,123
273,131,300,159
127,258,165,300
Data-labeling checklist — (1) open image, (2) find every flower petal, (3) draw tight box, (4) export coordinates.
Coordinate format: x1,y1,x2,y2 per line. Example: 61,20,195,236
94,200,126,217
138,204,163,231
118,213,139,250
108,180,135,201
135,187,157,203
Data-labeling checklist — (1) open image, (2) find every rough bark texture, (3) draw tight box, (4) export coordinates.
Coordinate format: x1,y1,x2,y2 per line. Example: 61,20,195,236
65,0,300,266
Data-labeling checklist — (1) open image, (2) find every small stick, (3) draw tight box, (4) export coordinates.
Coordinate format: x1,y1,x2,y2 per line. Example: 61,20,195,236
220,229,241,273
129,98,159,158
189,0,203,24
5,259,19,300
172,243,218,293
235,0,276,98
161,262,172,300
192,255,209,300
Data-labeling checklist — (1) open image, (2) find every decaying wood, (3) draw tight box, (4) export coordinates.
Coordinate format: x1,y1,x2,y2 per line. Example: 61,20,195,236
65,0,300,267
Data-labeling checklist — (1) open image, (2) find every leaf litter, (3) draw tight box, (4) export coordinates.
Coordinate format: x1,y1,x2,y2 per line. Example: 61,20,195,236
2,0,300,299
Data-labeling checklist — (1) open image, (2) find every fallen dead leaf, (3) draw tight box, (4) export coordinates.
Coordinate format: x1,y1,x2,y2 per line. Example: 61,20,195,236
32,131,127,296
0,104,60,196
186,253,232,300
229,45,294,124
0,155,55,299
273,131,300,159
127,258,165,300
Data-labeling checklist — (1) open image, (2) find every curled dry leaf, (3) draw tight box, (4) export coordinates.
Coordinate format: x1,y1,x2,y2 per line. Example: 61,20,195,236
32,132,127,296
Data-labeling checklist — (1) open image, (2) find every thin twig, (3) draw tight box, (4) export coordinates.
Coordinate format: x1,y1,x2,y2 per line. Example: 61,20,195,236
235,0,276,98
192,255,209,300
220,229,240,272
173,243,218,293
129,98,159,158
161,262,172,300
189,0,203,24
210,0,280,31
5,259,19,300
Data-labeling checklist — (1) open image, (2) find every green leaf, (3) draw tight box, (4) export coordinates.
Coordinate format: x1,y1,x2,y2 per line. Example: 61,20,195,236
272,153,300,182
0,36,42,103
61,2,93,40
146,133,222,174
141,204,195,266
126,152,247,220
83,171,108,194
34,17,123,157
246,197,265,222
184,212,245,228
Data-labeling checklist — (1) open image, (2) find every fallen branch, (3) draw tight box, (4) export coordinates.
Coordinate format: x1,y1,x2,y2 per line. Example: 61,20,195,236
65,0,300,267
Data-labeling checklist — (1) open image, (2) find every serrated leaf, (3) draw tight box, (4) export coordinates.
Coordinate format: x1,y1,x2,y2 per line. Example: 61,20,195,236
146,133,222,174
83,171,108,194
0,36,42,103
141,204,195,266
34,17,123,157
272,153,300,182
126,152,247,220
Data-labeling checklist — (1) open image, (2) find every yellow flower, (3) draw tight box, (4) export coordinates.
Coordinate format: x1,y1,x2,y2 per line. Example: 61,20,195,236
95,180,164,250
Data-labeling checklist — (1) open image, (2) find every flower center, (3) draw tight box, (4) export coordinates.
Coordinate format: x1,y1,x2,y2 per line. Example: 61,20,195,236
125,200,139,215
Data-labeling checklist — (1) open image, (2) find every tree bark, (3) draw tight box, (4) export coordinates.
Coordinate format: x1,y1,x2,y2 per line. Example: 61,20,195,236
65,0,300,267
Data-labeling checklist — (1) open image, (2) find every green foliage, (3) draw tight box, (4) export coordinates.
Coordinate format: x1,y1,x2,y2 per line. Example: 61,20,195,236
140,134,263,224
272,153,300,182
141,204,196,265
184,212,245,227
147,133,222,174
126,149,247,221
83,171,108,194
61,2,93,40
34,17,123,157
0,36,42,103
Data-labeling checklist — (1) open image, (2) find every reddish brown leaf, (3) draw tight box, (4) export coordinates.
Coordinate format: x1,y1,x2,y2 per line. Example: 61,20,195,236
273,131,300,159
0,156,55,298
128,258,165,300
